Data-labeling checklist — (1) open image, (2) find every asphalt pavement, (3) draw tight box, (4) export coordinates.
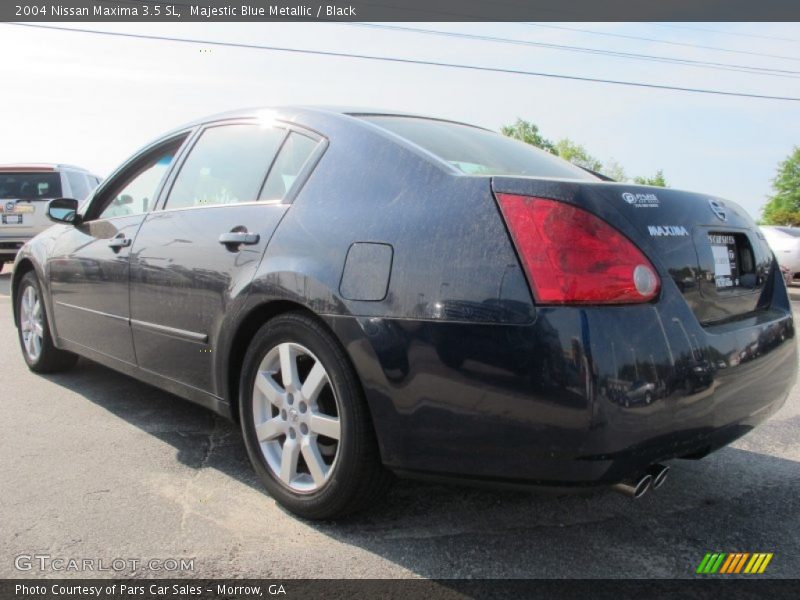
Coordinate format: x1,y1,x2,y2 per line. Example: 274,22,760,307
1,263,798,579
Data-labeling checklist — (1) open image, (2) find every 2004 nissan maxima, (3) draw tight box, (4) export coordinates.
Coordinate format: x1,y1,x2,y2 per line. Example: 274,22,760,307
12,107,797,519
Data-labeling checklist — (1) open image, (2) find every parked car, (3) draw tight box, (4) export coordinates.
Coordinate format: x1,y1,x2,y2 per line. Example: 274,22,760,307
11,108,797,517
760,225,800,281
623,380,656,407
0,164,100,271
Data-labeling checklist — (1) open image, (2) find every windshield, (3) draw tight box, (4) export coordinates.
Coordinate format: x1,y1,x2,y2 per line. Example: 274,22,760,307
359,115,597,181
0,172,62,200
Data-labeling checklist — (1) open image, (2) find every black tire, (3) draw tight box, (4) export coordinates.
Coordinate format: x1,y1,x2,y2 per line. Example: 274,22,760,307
239,312,392,519
16,271,78,373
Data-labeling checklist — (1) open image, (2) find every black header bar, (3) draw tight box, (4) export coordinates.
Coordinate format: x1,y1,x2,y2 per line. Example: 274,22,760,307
4,0,800,22
2,579,800,600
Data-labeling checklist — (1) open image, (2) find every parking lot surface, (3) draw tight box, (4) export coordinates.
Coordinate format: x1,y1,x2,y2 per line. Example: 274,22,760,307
1,264,799,579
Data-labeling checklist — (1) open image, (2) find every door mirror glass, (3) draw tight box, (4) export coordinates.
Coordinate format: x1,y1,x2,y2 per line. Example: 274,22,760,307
47,198,80,223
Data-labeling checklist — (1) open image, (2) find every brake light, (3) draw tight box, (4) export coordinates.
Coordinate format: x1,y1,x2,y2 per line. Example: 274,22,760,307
496,194,660,304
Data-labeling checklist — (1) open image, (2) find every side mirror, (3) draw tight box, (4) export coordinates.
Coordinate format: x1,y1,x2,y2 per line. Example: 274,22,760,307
47,198,80,224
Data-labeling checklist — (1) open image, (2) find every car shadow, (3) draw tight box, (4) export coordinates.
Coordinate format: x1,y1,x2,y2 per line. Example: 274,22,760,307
41,357,800,578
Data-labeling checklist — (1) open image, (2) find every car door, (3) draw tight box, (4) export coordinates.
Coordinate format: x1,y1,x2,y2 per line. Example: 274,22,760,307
129,120,324,393
48,134,189,364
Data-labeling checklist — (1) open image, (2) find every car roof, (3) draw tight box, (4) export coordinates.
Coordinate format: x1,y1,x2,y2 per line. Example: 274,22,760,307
168,106,489,134
0,163,94,173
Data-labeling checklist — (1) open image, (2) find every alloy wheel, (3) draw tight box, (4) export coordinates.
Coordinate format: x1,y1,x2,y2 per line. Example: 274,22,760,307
252,342,341,493
20,285,44,361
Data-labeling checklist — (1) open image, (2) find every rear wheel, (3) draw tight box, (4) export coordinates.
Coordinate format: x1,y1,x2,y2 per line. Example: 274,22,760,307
16,271,78,373
239,312,392,519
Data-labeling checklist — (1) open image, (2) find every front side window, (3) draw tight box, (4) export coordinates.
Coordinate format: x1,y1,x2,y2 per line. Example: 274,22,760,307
95,144,180,220
165,124,286,210
0,172,62,200
359,115,597,181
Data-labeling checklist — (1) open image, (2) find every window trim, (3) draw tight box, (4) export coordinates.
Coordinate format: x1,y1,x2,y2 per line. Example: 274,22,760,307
81,130,193,223
257,129,327,205
152,117,327,214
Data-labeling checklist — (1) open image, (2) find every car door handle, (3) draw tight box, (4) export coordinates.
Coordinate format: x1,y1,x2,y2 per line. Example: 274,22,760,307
108,235,132,249
218,231,260,246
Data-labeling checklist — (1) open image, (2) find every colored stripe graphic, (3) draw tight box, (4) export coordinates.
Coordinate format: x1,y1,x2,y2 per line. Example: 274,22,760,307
696,553,713,574
758,554,774,573
733,553,750,573
745,553,774,574
698,552,772,574
711,553,726,573
699,553,727,573
720,554,737,574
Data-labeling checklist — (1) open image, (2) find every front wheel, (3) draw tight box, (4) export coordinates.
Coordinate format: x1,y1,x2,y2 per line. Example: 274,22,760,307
239,312,392,519
16,271,78,373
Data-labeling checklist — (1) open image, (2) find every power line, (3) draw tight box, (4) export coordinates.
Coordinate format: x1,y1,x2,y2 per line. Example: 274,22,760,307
6,23,800,102
101,0,800,60
342,22,800,78
523,23,800,63
647,22,800,44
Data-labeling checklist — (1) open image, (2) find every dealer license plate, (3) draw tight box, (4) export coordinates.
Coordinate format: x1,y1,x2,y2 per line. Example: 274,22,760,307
709,233,739,289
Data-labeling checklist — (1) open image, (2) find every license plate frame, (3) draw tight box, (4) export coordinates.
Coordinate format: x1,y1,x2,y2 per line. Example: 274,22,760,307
1,214,23,225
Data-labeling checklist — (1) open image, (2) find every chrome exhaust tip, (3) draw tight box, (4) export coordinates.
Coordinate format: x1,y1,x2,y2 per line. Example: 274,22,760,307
611,474,653,499
648,464,670,490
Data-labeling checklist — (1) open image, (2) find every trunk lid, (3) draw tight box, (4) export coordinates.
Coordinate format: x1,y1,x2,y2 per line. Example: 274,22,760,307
492,177,774,324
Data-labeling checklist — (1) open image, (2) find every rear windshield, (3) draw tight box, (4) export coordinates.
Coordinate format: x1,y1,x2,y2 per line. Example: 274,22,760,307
0,172,62,199
359,115,597,181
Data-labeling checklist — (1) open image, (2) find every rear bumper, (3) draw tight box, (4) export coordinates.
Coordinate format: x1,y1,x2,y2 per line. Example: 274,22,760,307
0,237,28,260
325,283,796,486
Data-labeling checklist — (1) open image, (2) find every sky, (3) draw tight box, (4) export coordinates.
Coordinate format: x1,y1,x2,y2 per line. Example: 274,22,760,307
0,21,798,220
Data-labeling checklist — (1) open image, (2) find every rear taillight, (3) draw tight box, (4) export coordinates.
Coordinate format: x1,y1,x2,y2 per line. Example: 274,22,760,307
496,194,660,305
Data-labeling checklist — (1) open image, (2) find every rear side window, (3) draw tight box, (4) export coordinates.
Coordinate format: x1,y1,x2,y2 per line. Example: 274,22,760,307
0,172,62,199
260,132,319,201
65,170,90,200
166,124,286,210
359,115,597,181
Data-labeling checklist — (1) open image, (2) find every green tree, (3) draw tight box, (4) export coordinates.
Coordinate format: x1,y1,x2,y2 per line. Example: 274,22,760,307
500,119,667,186
762,147,800,225
633,170,668,187
500,119,556,154
601,158,627,183
763,208,800,226
553,139,603,172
